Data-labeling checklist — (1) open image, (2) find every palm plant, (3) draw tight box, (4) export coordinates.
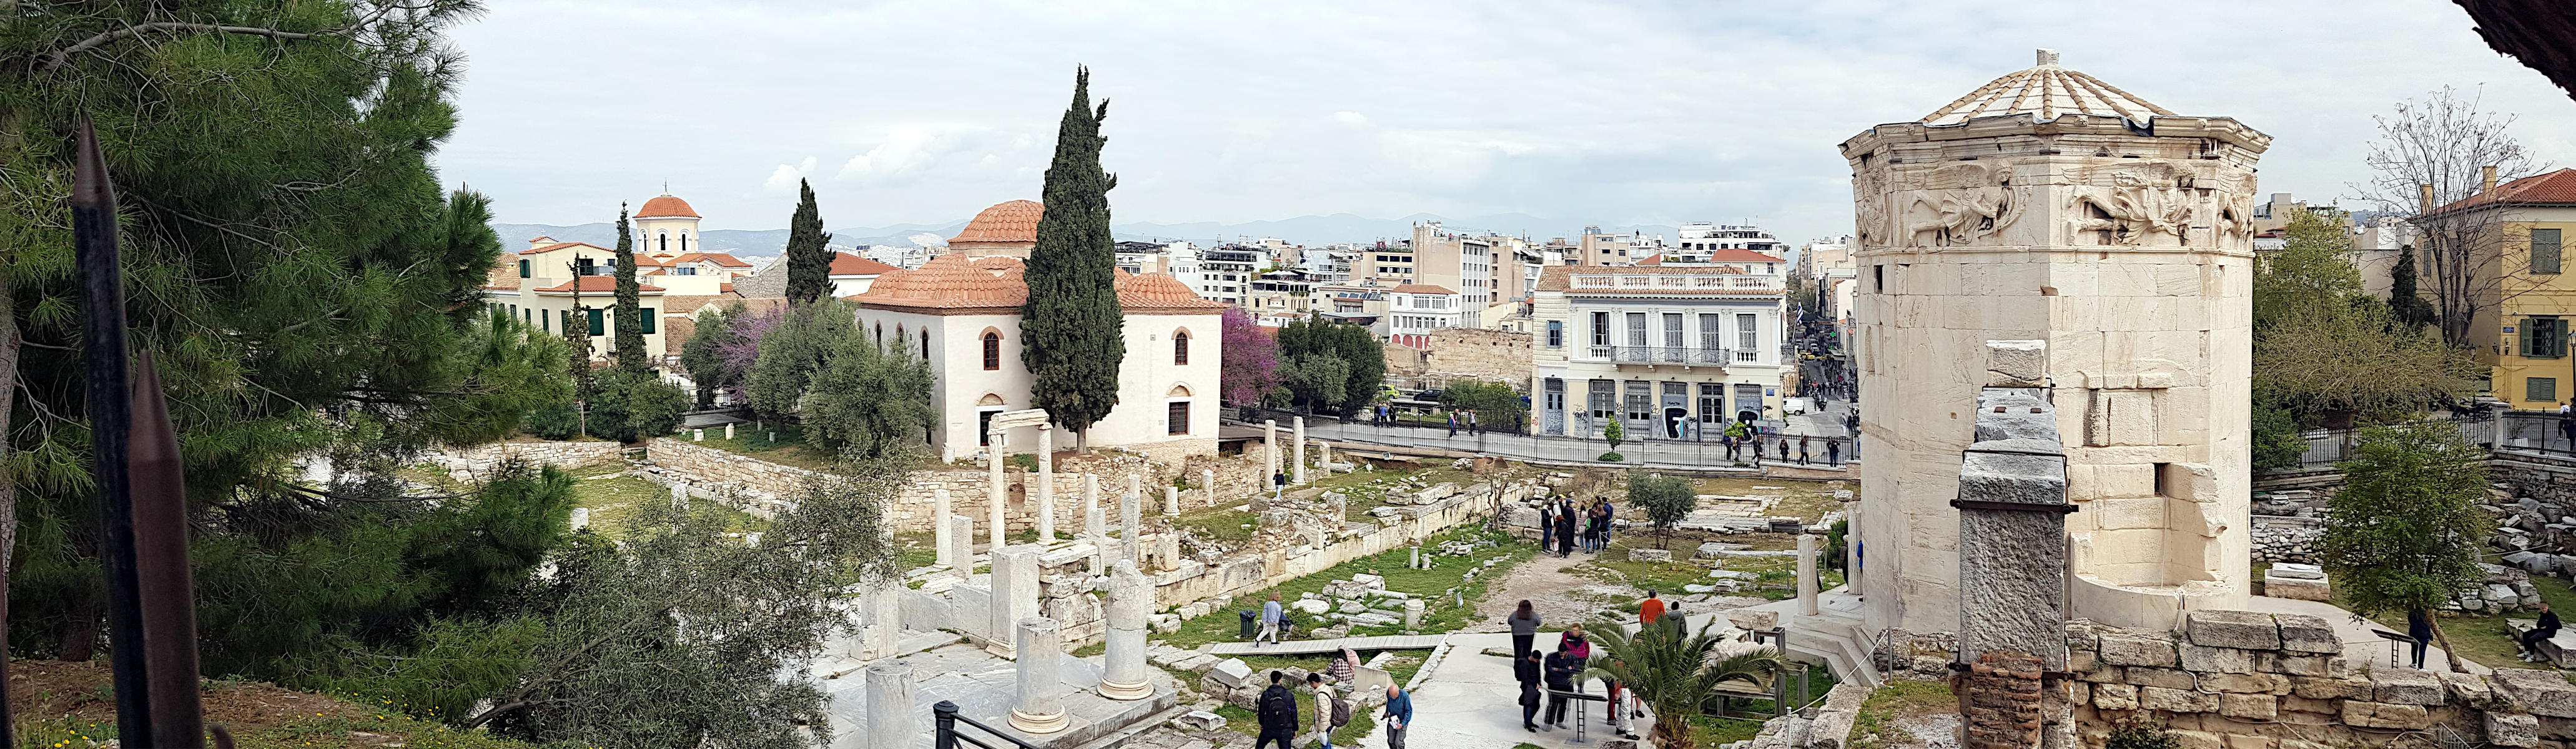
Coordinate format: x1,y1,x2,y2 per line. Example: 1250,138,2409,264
1582,619,1790,749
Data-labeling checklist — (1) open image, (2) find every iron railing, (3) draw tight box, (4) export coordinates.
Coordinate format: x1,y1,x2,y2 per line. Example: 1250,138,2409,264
1578,345,1734,365
934,700,1040,749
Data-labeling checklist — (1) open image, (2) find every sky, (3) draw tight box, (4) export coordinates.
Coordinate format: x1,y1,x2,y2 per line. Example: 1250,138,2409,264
438,0,2576,245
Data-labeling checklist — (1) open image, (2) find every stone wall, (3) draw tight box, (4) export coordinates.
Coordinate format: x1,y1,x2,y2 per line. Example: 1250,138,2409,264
2071,609,2557,748
644,438,817,515
646,438,1268,536
433,439,629,477
1420,328,1532,385
2250,516,2321,564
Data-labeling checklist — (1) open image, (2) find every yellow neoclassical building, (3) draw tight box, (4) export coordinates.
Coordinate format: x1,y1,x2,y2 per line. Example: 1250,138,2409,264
2421,169,2576,409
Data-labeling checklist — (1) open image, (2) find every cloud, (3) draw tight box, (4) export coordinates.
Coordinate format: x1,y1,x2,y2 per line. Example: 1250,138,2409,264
1332,110,1369,126
764,156,817,190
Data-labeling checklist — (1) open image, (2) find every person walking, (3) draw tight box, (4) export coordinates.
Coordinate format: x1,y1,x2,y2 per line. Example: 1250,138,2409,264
1256,592,1284,645
1516,649,1546,733
1827,439,1842,467
1381,683,1413,749
2407,608,2434,669
1561,624,1592,674
1598,499,1616,549
1797,436,1811,466
1446,411,1458,437
1604,677,1639,741
1507,600,1544,662
1537,501,1556,554
1273,470,1286,501
1308,673,1338,749
1776,437,1789,463
1467,409,1479,434
1720,432,1737,461
1542,640,1577,728
1638,590,1665,627
1255,671,1301,749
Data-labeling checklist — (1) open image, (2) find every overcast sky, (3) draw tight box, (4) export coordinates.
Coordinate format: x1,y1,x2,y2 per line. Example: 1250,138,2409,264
438,0,2576,244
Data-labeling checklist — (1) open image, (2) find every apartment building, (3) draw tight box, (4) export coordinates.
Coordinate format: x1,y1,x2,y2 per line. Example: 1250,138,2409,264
2418,169,2576,409
1527,265,1787,441
484,237,669,362
1385,283,1463,348
1194,244,1263,304
1246,269,1320,326
1672,223,1784,263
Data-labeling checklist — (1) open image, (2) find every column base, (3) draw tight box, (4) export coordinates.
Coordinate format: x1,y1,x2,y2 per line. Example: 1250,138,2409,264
1098,678,1152,700
1010,707,1070,734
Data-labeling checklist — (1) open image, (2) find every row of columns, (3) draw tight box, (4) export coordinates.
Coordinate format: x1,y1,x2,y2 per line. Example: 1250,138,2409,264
863,558,1159,742
1261,418,1331,486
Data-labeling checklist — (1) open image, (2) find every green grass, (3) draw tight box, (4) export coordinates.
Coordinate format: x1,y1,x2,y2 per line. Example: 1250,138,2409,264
896,533,938,570
1577,537,1844,605
20,713,573,749
1687,714,1770,748
569,468,767,541
2365,559,2576,670
691,421,836,471
1175,504,1259,547
1848,680,1954,749
1153,527,1534,650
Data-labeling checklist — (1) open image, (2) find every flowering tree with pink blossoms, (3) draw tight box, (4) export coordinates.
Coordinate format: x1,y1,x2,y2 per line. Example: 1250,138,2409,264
1220,306,1281,408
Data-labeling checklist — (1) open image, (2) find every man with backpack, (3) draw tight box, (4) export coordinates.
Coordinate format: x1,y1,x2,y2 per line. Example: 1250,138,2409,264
1308,672,1347,749
1255,671,1300,749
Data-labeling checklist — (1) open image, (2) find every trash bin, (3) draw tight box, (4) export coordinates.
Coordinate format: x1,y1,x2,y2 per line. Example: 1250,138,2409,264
1239,609,1258,639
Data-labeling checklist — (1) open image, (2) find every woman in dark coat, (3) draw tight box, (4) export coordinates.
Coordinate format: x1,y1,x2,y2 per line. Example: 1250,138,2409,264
1554,501,1577,557
1516,649,1545,732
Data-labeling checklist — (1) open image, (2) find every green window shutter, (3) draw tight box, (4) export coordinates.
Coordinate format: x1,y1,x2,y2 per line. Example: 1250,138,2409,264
2536,228,2564,275
641,308,656,335
586,308,604,336
519,259,531,278
2531,377,2559,403
2523,319,2539,358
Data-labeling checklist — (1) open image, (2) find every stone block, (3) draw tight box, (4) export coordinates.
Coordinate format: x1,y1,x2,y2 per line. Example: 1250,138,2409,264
2218,693,2277,720
2077,664,2126,683
1174,710,1228,732
2279,696,2337,715
2091,682,2138,710
2441,671,2494,704
2099,632,2179,667
2266,654,2332,677
2070,680,2091,706
2201,672,2283,695
2187,610,2283,650
2340,701,2432,730
2272,614,2339,654
2492,668,2576,718
2126,667,2196,690
2140,686,2220,712
1207,658,1253,688
2179,644,2256,673
2168,730,2223,749
2369,667,2445,705
2288,675,2372,701
2488,711,2542,748
1627,548,1671,562
2220,735,2269,749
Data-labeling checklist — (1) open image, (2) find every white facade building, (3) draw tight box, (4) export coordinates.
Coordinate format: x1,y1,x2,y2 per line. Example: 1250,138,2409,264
1385,283,1462,347
1528,265,1786,441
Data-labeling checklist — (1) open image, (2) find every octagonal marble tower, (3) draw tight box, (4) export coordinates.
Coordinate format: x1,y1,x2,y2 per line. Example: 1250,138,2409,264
1842,50,2267,633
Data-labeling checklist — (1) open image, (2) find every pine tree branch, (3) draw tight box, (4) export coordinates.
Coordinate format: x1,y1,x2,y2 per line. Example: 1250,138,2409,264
44,22,321,72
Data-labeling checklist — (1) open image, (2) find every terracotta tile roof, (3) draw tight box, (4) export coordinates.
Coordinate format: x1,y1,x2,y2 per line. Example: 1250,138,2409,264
535,277,664,293
2429,169,2576,215
1704,248,1785,263
1921,49,2175,127
673,252,754,268
1636,254,1662,265
849,254,1028,313
1389,283,1458,295
1118,271,1227,314
636,194,701,219
520,241,604,255
829,252,902,277
721,283,734,293
950,200,1044,245
486,257,521,291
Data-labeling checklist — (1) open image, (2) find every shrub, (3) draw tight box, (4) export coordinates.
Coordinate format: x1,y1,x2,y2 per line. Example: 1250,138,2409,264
2105,720,2181,749
1598,452,1624,462
523,401,582,440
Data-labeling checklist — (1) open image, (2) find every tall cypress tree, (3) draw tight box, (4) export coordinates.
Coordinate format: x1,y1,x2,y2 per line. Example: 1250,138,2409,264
566,260,595,436
2388,244,2434,331
614,204,648,373
784,180,834,305
1020,67,1125,450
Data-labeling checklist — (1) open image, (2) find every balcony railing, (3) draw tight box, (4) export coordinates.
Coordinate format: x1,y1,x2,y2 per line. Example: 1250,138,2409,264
1579,345,1734,365
1567,273,1784,293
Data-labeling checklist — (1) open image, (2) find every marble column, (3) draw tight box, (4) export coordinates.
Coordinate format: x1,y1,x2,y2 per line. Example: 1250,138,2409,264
1263,419,1278,479
1797,533,1820,617
1403,599,1424,629
1120,485,1143,565
670,483,688,510
934,487,955,568
987,449,1007,550
866,661,919,749
948,514,975,572
992,545,1042,657
1035,424,1056,541
1083,474,1107,576
1318,441,1331,471
863,575,904,660
1293,416,1308,484
1157,532,1182,572
1007,616,1069,734
1100,560,1154,700
1201,469,1216,508
1164,486,1180,517
724,422,736,439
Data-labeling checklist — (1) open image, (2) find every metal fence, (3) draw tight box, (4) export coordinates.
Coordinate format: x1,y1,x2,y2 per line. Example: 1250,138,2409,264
1237,412,1859,471
2284,411,2575,469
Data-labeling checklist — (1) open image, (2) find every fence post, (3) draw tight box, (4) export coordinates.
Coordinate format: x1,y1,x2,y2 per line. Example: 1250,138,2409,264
934,700,960,749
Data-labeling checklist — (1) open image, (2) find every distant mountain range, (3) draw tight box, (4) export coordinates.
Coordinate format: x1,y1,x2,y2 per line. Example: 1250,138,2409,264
491,213,1689,255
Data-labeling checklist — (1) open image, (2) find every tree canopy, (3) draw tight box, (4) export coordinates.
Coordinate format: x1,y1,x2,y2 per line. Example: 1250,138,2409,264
1020,67,1126,447
2319,419,2494,619
1627,473,1695,536
1276,314,1383,417
2252,207,2472,428
1219,306,1281,408
783,180,833,305
614,205,649,373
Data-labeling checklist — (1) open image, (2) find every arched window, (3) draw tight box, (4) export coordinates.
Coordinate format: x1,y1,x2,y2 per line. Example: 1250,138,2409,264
982,331,1002,370
680,233,689,253
1172,331,1190,365
874,323,884,345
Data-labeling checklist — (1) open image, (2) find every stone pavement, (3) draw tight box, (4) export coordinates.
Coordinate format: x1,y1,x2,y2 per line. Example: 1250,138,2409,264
2244,595,2484,674
817,640,1181,749
1351,632,1642,749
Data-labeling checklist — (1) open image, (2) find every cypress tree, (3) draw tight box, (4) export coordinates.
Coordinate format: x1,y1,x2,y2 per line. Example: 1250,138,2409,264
566,260,595,409
2389,244,2434,331
1020,67,1125,450
784,180,834,305
614,205,648,373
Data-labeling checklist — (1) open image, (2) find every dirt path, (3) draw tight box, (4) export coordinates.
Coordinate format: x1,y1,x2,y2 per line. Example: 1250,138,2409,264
1466,550,1634,632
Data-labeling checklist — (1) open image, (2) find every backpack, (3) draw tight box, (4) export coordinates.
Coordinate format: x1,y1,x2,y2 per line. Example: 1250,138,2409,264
1331,697,1353,728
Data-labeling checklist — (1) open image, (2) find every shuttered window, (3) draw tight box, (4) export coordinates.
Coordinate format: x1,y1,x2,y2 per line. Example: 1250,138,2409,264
2531,377,2559,403
639,308,656,335
586,308,605,336
2524,317,2567,359
2536,228,2564,275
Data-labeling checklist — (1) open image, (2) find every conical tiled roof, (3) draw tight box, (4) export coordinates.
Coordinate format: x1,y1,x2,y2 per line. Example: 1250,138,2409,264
849,254,1027,311
1920,49,2174,127
636,194,700,219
